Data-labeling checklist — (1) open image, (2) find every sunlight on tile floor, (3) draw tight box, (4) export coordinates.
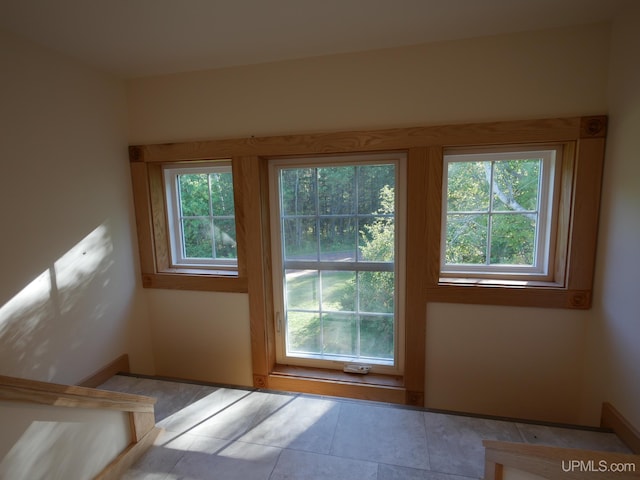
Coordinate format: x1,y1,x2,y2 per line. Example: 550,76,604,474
98,375,631,480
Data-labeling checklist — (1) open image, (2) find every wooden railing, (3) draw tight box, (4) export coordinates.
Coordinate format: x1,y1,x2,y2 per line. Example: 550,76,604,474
0,374,161,479
483,440,640,480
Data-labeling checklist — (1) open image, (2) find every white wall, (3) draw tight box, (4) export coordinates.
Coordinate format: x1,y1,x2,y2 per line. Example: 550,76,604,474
426,304,589,424
580,4,640,430
0,29,155,383
128,23,609,144
146,289,252,386
127,23,613,424
0,400,130,480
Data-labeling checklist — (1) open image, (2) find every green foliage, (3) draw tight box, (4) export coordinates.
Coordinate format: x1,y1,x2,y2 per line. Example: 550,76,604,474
287,312,321,354
281,164,394,258
281,165,397,361
359,185,394,262
360,315,394,359
357,185,395,314
177,171,237,259
446,158,541,266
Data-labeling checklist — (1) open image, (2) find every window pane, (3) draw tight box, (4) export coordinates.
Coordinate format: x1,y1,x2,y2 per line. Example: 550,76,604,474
209,172,235,216
179,173,210,216
165,163,238,268
275,156,401,369
281,168,316,216
318,167,355,215
445,214,488,264
321,271,356,312
285,270,319,310
213,218,237,259
490,214,536,265
283,217,317,260
287,312,321,354
447,161,489,212
492,160,541,212
182,218,212,258
322,314,356,356
360,315,394,360
357,164,395,214
319,217,356,261
359,216,394,262
359,271,394,314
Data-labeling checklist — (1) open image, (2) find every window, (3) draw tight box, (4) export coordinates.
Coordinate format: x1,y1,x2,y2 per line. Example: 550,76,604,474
441,147,559,281
131,115,605,405
163,162,237,269
269,154,406,373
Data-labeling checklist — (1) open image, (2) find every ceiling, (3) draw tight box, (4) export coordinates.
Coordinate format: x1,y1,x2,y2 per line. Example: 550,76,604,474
0,0,630,78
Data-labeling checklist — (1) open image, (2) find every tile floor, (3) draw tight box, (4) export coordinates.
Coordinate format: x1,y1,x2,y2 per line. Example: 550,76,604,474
98,375,631,480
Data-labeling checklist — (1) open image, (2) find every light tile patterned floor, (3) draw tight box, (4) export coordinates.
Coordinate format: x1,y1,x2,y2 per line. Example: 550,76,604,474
98,375,631,480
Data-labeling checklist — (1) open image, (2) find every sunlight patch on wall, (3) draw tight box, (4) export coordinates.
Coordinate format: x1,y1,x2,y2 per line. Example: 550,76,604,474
0,402,129,480
0,224,113,380
0,270,53,360
53,224,114,315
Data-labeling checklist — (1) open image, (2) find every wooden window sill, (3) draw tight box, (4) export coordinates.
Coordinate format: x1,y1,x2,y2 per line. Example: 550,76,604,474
426,283,591,309
266,364,407,405
272,364,403,387
141,272,248,293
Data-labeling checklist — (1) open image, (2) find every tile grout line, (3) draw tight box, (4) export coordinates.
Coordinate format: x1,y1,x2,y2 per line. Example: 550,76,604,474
326,400,343,458
422,411,434,474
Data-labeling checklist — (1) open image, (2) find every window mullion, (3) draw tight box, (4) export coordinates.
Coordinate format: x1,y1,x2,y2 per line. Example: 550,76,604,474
486,161,495,266
176,175,188,261
314,168,321,263
207,173,217,260
533,159,545,270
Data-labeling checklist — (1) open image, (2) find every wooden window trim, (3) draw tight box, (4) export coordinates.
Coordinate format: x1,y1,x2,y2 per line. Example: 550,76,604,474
129,115,606,405
129,160,248,293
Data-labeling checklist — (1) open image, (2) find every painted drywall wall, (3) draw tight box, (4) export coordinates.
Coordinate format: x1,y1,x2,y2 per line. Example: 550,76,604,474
0,400,130,479
128,23,609,145
426,303,588,424
579,4,640,430
0,30,155,383
146,289,252,386
127,23,611,423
